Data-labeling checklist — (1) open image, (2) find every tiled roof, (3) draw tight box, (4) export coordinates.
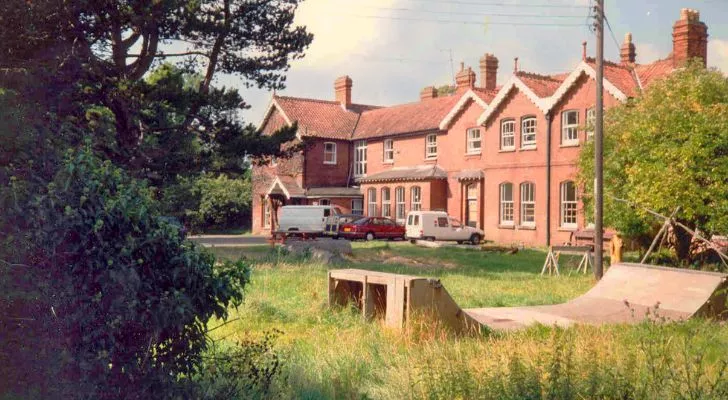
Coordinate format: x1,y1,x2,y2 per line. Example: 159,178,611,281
516,71,565,97
273,95,379,140
471,87,500,103
454,169,484,181
306,187,362,198
635,58,674,89
353,93,462,139
358,165,448,183
267,175,306,198
584,59,640,97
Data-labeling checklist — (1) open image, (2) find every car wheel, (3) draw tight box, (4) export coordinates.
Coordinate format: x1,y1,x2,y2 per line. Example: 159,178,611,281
470,234,481,245
456,241,463,244
366,232,375,241
427,236,435,242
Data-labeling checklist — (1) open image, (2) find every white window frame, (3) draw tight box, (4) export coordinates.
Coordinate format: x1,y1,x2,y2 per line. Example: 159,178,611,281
382,187,391,218
500,119,515,150
367,188,377,217
425,134,438,159
395,186,406,222
466,183,478,227
466,128,482,154
520,182,535,227
562,110,579,146
263,198,271,228
560,181,578,228
499,182,514,225
351,198,363,215
586,107,596,140
521,117,537,148
319,198,331,206
410,186,422,211
354,140,367,176
383,139,394,163
323,142,337,165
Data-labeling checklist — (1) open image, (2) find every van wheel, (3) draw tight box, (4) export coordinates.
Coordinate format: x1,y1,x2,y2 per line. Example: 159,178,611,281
470,234,482,245
427,236,435,242
366,232,375,241
456,241,463,244
410,239,416,244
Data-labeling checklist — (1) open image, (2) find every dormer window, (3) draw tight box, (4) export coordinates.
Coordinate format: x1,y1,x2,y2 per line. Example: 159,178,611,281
323,142,337,164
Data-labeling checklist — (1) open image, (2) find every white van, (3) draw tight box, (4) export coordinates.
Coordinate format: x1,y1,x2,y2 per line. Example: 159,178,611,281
278,205,342,234
405,211,484,244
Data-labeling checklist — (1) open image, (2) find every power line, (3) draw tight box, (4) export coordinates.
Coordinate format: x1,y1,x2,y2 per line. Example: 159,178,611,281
405,0,589,9
358,5,585,19
604,15,622,51
326,14,588,27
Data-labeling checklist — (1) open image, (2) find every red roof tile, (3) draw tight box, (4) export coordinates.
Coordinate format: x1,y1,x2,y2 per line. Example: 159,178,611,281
471,87,500,103
584,59,640,98
635,58,674,89
516,71,565,97
272,96,379,140
352,93,462,139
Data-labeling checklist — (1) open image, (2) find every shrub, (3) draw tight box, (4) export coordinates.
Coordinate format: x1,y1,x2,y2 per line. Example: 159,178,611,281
1,146,250,398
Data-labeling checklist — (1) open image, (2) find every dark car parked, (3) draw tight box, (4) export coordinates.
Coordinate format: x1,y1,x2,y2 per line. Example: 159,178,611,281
339,217,405,241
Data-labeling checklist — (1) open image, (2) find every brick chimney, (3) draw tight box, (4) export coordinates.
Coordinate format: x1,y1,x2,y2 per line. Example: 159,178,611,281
454,62,476,90
620,32,636,64
334,75,352,108
672,8,708,68
479,53,498,91
420,86,438,101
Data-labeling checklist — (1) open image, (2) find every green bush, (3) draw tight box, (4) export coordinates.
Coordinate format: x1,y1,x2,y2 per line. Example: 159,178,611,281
1,147,250,398
164,173,252,232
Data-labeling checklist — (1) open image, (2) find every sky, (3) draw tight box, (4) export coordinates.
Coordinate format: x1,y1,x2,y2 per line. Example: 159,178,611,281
214,0,728,125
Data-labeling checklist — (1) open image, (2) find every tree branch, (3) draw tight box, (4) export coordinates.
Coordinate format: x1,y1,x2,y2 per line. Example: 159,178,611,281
126,51,210,59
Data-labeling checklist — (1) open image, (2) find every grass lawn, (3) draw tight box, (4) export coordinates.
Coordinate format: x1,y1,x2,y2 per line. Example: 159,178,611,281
207,242,728,399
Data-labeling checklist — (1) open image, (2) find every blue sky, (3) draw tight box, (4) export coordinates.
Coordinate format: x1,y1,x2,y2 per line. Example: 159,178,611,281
216,0,728,125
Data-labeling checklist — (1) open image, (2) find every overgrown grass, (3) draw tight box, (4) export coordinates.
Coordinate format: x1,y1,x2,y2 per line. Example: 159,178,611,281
208,242,728,399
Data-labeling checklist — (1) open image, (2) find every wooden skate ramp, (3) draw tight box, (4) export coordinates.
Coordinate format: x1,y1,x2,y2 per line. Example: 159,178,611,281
328,264,727,333
467,263,728,331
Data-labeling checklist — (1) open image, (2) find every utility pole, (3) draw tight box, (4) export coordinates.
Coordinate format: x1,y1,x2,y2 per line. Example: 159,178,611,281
594,0,605,280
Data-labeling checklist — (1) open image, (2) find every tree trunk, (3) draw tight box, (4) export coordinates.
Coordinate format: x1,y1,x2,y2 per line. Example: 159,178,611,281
670,220,693,264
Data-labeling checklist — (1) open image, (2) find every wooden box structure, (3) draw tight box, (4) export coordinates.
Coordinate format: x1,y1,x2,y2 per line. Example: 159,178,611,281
328,269,479,333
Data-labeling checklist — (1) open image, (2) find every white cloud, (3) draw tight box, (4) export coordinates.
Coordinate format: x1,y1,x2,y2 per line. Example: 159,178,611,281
292,0,397,67
708,39,728,72
636,43,663,64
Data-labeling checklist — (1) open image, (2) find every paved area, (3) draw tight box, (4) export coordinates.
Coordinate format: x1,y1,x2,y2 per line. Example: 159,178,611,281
187,235,268,247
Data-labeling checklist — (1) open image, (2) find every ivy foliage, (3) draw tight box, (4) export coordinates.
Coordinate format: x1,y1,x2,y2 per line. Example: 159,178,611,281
578,61,728,255
1,145,251,398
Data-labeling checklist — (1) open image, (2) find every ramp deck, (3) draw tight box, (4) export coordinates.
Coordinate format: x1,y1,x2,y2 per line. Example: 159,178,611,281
329,263,728,332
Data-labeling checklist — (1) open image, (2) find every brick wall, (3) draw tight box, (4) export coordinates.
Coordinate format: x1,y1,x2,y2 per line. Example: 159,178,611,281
303,139,351,188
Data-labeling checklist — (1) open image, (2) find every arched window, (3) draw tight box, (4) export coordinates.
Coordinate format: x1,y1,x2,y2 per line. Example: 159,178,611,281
499,182,514,225
381,188,391,218
410,186,422,211
466,183,478,227
521,117,537,148
500,119,515,150
367,188,377,216
520,182,535,226
560,181,577,228
395,187,406,222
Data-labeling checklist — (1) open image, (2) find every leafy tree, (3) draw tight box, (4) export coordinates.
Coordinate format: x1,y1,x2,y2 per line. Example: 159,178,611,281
1,144,251,398
578,62,728,261
437,84,456,96
0,0,311,178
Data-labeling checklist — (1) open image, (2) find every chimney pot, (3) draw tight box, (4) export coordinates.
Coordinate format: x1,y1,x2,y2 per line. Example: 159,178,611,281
334,75,352,108
620,32,636,64
479,53,499,91
420,86,438,101
673,8,708,68
582,41,587,61
514,57,519,73
455,64,476,90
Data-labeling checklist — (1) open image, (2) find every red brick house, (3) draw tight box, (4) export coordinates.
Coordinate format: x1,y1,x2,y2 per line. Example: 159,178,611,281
252,9,709,246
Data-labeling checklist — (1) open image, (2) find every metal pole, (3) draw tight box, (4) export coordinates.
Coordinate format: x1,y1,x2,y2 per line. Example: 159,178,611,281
594,0,605,280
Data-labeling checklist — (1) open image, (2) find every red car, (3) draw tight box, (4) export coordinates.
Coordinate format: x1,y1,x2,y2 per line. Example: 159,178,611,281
339,217,406,241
